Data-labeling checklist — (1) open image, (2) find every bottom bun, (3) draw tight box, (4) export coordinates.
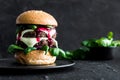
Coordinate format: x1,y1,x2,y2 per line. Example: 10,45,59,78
14,50,56,65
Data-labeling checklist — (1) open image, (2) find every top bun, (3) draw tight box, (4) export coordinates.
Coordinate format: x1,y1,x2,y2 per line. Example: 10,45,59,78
16,10,58,27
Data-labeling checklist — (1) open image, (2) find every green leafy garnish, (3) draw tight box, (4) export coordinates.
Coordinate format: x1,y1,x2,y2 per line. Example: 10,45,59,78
59,49,72,59
81,32,117,47
8,44,37,54
111,40,120,47
24,47,36,54
49,48,72,59
41,45,49,54
28,25,37,30
65,51,73,58
107,31,113,40
71,47,89,59
49,48,60,56
47,25,53,28
8,44,24,53
96,37,112,47
81,39,98,47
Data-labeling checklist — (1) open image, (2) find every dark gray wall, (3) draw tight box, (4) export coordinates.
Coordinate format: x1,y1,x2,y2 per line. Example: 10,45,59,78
0,0,120,57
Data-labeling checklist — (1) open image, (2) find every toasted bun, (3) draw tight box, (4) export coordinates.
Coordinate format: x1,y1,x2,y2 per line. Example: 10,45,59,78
16,10,58,27
14,50,56,65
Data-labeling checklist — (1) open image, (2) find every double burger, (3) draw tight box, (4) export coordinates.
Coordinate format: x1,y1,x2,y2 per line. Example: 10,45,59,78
8,10,58,65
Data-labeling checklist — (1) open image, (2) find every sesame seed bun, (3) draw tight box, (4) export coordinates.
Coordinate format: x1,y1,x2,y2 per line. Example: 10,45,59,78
16,10,58,27
14,50,56,65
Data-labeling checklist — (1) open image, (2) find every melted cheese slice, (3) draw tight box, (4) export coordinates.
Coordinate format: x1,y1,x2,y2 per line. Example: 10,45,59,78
20,37,37,47
20,29,36,47
17,29,58,47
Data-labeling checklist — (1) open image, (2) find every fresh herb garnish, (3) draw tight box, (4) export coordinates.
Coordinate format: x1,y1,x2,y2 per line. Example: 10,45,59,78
41,45,49,54
49,48,59,56
8,44,24,53
28,25,37,30
81,32,120,47
47,25,53,28
24,47,36,54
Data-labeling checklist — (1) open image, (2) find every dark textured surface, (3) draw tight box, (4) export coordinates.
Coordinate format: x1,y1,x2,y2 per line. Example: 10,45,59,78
0,55,120,80
1,0,120,57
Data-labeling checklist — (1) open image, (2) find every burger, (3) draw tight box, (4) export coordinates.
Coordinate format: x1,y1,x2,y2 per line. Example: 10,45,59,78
8,10,58,65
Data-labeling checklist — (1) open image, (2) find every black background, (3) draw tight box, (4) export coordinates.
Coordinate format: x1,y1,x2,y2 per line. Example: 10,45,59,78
0,0,120,58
